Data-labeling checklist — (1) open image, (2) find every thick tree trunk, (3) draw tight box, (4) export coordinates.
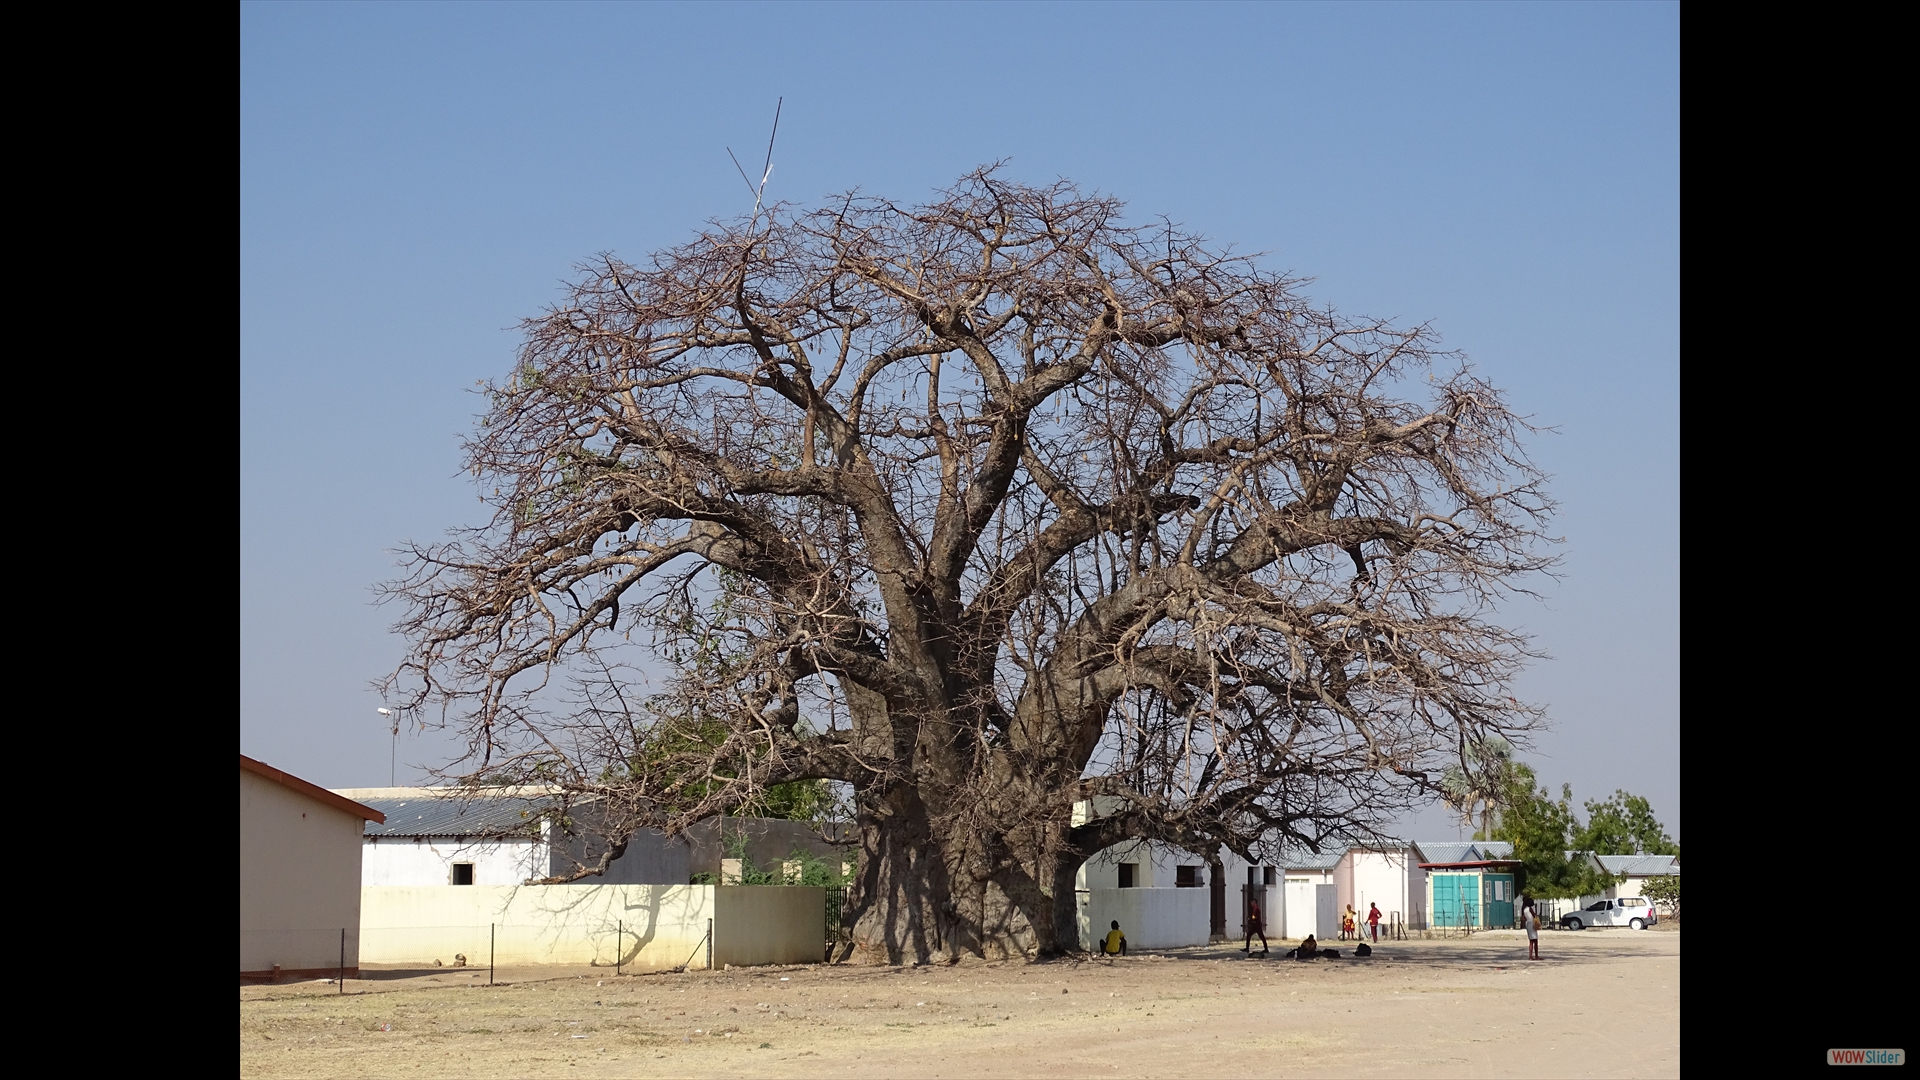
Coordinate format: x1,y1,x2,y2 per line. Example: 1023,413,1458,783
838,781,1060,964
840,783,951,964
1049,852,1085,955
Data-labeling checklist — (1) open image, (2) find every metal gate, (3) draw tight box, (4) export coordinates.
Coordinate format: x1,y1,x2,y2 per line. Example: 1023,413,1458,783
1210,866,1227,940
1432,873,1480,935
1239,884,1270,940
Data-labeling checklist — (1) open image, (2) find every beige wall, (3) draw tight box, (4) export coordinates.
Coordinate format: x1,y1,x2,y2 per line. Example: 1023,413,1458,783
240,769,368,973
359,884,825,971
714,886,828,966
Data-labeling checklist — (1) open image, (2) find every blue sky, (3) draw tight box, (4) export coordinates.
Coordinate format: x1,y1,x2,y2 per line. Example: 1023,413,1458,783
241,1,1678,841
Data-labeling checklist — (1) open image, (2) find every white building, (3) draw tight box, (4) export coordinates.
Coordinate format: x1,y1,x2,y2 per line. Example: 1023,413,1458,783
1071,800,1344,945
1590,853,1679,906
335,788,556,887
1071,801,1218,949
1334,846,1422,937
241,755,385,980
1276,850,1341,941
334,789,831,888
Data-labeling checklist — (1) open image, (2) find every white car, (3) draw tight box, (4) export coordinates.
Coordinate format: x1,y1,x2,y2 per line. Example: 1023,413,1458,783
1560,897,1657,930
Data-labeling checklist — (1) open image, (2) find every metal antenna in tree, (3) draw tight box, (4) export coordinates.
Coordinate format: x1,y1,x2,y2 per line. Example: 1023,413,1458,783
726,97,783,229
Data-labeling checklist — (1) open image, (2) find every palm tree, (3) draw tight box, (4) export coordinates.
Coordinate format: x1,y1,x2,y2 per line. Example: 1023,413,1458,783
1440,735,1515,840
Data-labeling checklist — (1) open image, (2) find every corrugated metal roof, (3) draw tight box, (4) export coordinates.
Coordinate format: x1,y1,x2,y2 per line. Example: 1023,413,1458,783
1595,854,1679,877
359,795,555,839
1416,841,1479,864
1277,850,1344,870
1413,841,1515,864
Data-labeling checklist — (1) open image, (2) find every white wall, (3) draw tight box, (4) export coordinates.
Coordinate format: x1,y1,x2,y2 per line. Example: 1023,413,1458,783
1078,839,1159,889
1345,850,1419,935
1615,876,1655,900
361,836,547,886
1282,872,1334,940
1079,839,1215,890
1078,888,1211,950
240,769,367,974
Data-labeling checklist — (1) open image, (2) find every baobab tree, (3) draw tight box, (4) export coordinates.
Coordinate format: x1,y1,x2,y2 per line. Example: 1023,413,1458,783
381,168,1554,963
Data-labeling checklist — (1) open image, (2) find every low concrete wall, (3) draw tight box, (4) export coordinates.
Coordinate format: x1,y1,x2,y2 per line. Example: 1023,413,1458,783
715,886,827,966
1077,887,1211,951
359,884,824,970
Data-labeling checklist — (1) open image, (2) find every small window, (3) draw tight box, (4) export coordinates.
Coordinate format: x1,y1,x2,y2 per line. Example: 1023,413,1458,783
1622,898,1642,906
1263,867,1277,886
1117,863,1137,888
451,862,475,885
1586,901,1607,912
1176,865,1201,888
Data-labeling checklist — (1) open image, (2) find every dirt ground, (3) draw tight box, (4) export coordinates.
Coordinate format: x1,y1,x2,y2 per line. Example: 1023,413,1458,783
240,928,1677,1079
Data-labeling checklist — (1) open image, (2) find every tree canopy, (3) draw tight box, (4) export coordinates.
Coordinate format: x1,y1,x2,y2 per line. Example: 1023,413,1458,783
1486,763,1677,899
383,168,1555,962
1575,790,1679,856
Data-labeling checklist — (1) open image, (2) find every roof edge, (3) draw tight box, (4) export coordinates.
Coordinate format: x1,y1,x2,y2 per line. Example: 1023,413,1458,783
241,755,386,823
330,785,565,801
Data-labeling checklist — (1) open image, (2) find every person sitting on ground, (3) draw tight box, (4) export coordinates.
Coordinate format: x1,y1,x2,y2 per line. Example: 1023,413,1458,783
1294,934,1318,959
1102,920,1127,956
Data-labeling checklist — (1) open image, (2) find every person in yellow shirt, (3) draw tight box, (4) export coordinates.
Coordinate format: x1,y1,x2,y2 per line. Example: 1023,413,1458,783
1101,920,1127,956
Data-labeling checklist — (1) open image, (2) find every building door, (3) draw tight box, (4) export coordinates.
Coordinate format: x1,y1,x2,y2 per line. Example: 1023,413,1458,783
1209,862,1227,940
1284,878,1315,940
1315,884,1340,940
1484,874,1515,929
1433,873,1478,931
1240,884,1269,938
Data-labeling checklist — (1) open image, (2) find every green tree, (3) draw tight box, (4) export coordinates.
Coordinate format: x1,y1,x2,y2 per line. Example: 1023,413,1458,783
1642,874,1680,918
750,779,847,824
1576,790,1678,855
1491,764,1621,900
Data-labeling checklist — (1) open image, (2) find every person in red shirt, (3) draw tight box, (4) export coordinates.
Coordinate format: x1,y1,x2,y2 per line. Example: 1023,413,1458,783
1243,898,1269,956
1367,903,1383,942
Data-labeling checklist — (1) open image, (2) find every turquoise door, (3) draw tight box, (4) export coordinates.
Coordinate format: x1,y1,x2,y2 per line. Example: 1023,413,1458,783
1433,873,1478,930
1484,874,1515,928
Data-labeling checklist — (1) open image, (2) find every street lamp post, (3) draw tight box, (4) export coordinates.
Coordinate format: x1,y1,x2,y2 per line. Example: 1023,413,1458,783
377,708,397,786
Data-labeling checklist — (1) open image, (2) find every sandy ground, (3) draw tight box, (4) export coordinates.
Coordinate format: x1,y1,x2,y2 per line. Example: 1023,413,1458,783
240,927,1677,1079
